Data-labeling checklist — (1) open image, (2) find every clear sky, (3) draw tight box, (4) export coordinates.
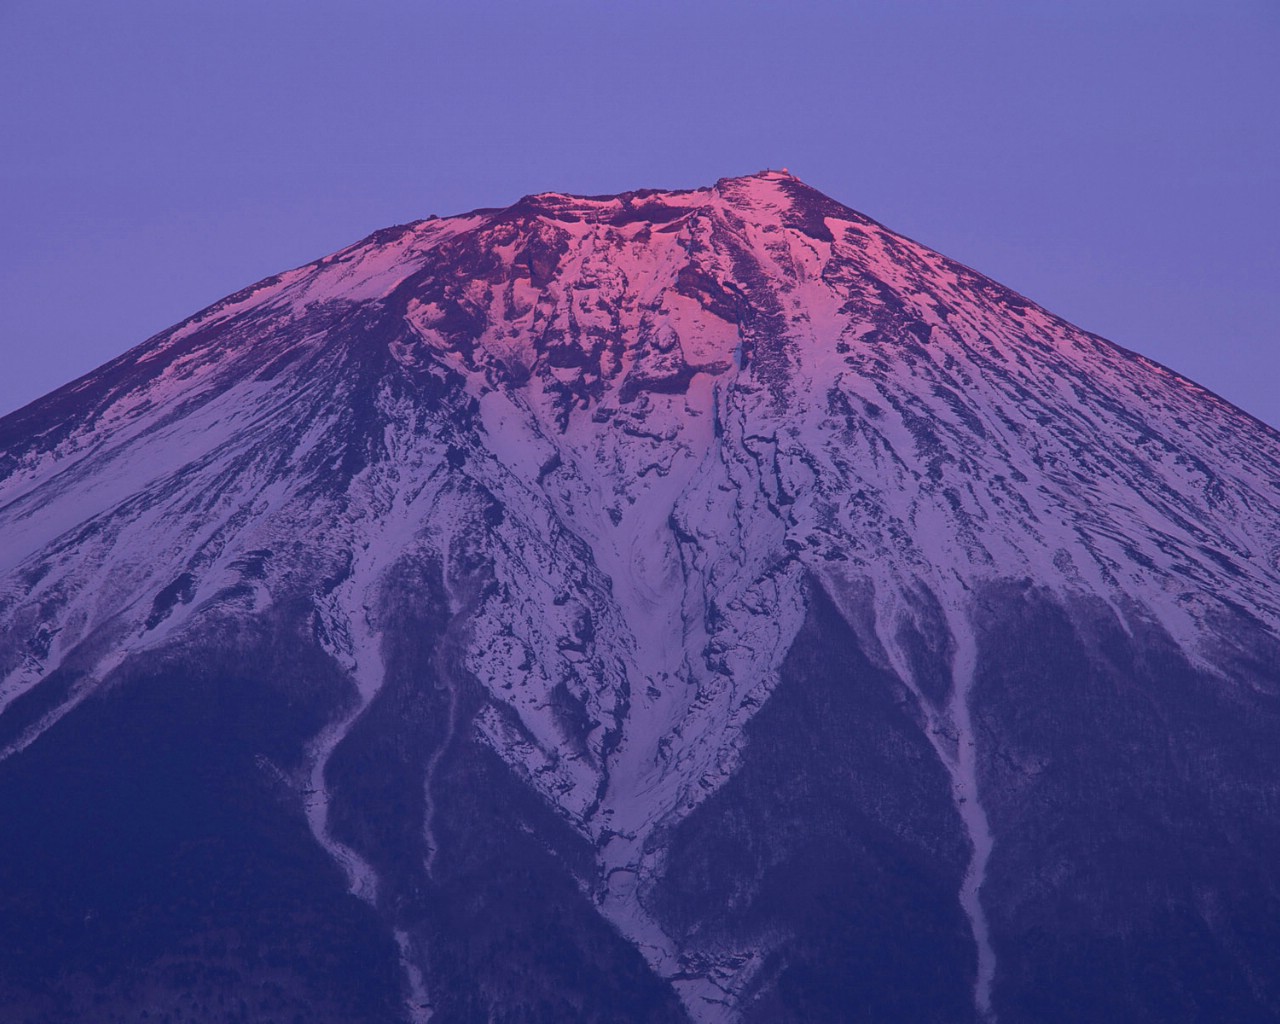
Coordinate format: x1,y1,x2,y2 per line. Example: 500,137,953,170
2,1,1277,425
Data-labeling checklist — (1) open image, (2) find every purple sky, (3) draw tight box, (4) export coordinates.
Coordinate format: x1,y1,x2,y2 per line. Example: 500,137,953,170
2,1,1277,425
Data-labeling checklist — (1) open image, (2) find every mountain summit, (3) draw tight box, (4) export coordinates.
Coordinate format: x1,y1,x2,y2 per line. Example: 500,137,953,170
3,173,1280,1023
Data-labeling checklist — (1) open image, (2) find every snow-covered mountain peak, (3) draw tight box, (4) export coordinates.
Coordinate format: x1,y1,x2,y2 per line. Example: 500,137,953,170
3,175,1280,1022
5,172,1280,810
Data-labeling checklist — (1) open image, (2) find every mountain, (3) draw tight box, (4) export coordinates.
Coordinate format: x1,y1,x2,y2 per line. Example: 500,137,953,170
2,170,1280,1024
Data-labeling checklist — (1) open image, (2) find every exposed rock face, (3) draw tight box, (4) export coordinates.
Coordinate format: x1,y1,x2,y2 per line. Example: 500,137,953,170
2,171,1279,1022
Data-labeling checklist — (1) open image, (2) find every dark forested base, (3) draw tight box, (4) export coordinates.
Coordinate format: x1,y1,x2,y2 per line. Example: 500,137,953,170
0,647,402,1024
973,583,1280,1023
3,578,1280,1022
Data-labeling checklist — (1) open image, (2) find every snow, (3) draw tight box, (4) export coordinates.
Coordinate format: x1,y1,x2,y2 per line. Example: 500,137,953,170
950,624,998,1022
395,928,434,1023
304,561,385,906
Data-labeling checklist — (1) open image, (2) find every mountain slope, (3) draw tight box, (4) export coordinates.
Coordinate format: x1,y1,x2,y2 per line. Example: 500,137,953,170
3,171,1280,1023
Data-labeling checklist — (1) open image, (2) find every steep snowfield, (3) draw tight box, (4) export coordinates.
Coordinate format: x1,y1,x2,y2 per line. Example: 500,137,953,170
3,170,1280,1022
